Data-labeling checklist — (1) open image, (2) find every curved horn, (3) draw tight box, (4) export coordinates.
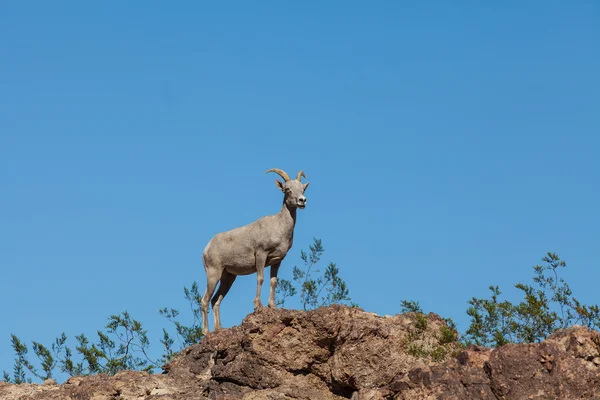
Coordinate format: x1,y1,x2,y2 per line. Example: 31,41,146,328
265,168,291,182
296,170,306,181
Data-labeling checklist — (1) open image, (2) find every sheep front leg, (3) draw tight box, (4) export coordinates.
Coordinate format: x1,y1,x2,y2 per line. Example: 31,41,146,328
254,253,267,311
268,263,280,308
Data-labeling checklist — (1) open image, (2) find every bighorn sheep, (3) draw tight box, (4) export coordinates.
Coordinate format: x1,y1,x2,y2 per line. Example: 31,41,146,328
200,168,309,332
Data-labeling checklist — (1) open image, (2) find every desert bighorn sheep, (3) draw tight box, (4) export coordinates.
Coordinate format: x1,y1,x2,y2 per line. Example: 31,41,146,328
200,168,310,332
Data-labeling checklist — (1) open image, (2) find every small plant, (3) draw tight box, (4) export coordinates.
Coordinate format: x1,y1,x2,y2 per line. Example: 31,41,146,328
277,238,354,310
3,282,206,384
275,280,297,308
2,311,156,384
400,300,461,362
403,252,599,349
400,300,423,314
464,252,600,347
159,281,204,363
430,346,449,362
464,285,514,347
414,313,428,333
439,325,457,345
406,342,431,358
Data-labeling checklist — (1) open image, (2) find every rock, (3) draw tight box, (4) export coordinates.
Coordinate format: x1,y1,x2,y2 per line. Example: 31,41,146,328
484,329,600,399
1,305,599,399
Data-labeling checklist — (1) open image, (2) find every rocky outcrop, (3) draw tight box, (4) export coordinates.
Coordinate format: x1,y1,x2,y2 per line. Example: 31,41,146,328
1,305,599,399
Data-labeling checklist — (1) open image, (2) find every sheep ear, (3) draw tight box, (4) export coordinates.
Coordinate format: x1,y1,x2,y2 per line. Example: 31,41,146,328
275,180,285,192
303,182,310,192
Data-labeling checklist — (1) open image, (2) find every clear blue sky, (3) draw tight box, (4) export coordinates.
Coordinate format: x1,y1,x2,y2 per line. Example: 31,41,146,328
1,1,599,378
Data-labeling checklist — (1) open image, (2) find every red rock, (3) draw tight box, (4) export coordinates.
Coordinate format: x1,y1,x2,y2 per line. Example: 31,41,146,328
1,306,599,399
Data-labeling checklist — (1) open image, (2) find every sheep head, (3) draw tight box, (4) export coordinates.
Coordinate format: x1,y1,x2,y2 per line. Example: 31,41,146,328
266,168,310,209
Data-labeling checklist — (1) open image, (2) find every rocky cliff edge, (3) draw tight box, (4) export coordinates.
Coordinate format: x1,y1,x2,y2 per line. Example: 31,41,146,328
1,305,599,399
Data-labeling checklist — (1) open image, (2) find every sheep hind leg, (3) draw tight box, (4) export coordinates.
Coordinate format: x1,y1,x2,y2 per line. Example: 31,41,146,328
254,253,268,311
210,271,237,331
201,267,221,333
